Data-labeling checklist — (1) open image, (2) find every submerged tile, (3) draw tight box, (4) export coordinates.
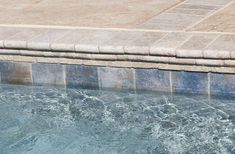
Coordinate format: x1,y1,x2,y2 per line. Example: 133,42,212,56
172,71,208,94
32,63,65,86
135,69,170,92
0,61,32,84
66,65,98,89
99,67,134,90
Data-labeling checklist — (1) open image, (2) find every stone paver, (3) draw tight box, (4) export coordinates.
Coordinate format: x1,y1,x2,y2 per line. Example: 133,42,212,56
0,0,182,28
192,2,235,32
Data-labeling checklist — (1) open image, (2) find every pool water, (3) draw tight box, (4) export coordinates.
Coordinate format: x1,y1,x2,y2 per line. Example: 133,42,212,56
0,84,234,154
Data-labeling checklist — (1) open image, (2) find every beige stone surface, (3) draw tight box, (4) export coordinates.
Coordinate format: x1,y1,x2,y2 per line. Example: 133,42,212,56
192,2,235,32
0,0,182,28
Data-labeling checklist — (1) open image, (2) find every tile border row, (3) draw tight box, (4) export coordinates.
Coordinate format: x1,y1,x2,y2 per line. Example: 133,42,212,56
0,60,235,98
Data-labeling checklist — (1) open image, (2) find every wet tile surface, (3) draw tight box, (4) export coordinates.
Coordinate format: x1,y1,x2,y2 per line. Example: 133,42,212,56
172,71,208,94
66,64,98,89
210,73,235,97
135,69,170,92
32,63,65,86
0,61,32,84
98,67,134,90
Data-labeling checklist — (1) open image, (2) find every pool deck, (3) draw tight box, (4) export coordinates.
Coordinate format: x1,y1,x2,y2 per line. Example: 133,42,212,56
1,0,235,73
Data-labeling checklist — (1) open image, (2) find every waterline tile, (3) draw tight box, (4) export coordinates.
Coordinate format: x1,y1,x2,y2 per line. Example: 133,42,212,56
66,65,98,89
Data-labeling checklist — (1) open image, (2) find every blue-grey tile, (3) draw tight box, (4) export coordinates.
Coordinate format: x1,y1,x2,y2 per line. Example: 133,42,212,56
32,63,65,86
210,73,235,98
0,61,32,84
99,67,134,90
66,65,98,89
172,71,208,94
135,69,170,92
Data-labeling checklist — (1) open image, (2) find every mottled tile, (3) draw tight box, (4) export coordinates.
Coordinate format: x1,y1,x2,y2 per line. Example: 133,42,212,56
135,69,170,92
66,65,98,89
172,71,208,94
0,61,32,84
32,63,65,86
210,73,235,97
99,67,134,90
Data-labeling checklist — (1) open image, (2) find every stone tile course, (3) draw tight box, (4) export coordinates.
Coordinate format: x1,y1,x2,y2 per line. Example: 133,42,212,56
210,73,235,97
135,69,170,92
66,64,99,89
98,67,134,90
32,63,65,86
0,61,32,84
172,71,208,94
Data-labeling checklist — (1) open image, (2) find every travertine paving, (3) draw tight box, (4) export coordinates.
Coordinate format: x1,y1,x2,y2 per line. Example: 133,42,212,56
0,0,182,28
1,0,234,32
191,2,235,32
0,0,235,73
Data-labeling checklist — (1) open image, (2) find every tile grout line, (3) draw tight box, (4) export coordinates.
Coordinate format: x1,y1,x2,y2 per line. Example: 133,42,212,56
30,63,33,85
207,72,211,98
63,65,67,88
132,68,137,93
97,67,102,90
185,1,235,31
169,71,173,94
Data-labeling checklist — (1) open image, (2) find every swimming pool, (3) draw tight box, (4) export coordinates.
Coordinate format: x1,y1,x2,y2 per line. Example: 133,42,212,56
0,84,234,154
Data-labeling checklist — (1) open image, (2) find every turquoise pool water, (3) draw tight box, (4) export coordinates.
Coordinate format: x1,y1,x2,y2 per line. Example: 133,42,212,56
0,84,234,154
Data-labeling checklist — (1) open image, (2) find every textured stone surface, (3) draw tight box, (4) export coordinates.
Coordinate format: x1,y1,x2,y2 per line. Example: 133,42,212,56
0,61,32,84
66,64,98,89
0,0,182,28
138,13,203,30
206,34,235,51
150,32,191,56
192,2,235,32
32,63,65,86
172,71,208,94
98,67,134,90
176,34,218,57
135,69,170,92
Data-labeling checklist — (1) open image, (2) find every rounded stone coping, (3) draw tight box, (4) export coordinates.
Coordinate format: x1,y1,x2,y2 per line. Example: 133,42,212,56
0,26,235,73
1,40,235,60
1,50,235,74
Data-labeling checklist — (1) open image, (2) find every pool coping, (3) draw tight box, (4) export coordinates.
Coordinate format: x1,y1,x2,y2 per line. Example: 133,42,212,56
0,26,235,73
